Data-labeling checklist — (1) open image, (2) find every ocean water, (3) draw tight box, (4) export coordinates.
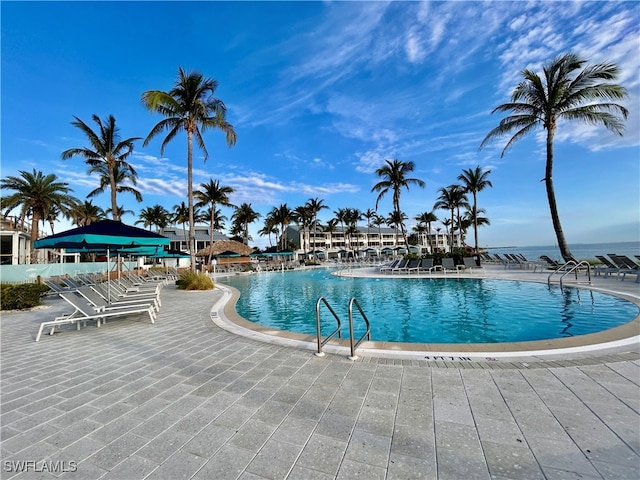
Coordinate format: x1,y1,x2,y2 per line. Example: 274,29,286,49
488,241,639,263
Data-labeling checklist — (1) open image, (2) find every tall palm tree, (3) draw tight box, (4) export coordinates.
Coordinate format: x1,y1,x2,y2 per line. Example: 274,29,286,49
69,200,106,227
480,52,628,261
61,114,140,221
434,185,468,253
87,162,143,206
371,159,425,248
305,197,328,253
1,169,78,263
142,67,237,270
194,179,235,266
458,167,492,264
136,205,170,233
231,203,261,246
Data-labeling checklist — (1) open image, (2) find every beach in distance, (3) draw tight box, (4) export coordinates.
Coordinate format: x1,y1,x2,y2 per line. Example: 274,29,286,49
487,241,639,262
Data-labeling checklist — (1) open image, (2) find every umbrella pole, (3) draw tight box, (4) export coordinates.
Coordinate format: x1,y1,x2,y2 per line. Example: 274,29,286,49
107,247,111,302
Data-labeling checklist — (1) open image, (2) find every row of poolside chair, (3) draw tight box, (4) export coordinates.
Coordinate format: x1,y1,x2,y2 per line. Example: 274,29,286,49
379,257,484,274
594,254,640,281
37,272,168,341
480,253,548,271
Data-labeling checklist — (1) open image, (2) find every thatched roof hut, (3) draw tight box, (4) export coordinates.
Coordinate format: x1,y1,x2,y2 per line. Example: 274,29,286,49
195,240,253,258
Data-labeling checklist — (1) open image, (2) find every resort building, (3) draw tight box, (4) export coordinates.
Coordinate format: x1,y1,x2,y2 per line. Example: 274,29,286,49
0,215,32,265
284,225,462,259
161,226,230,254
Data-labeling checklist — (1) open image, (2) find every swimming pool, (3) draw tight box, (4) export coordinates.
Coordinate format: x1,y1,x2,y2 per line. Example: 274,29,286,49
222,268,639,344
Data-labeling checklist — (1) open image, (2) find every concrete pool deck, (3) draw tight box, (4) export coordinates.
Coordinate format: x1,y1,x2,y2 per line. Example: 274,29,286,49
1,266,639,479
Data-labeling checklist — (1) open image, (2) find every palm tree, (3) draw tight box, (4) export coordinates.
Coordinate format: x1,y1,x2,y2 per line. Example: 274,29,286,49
371,213,385,251
69,200,106,227
269,204,292,250
434,185,468,253
142,67,237,271
362,208,377,249
414,211,438,252
323,218,339,250
231,203,261,246
136,205,170,233
172,201,192,248
87,162,143,206
292,205,312,255
458,167,492,264
371,159,425,248
333,208,348,250
258,215,279,248
194,179,235,266
480,52,628,261
205,206,227,232
345,208,362,251
105,205,135,221
0,169,78,263
61,114,140,221
305,197,328,254
386,210,407,249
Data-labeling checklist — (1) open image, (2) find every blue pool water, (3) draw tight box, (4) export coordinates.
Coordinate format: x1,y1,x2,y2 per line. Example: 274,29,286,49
222,269,639,344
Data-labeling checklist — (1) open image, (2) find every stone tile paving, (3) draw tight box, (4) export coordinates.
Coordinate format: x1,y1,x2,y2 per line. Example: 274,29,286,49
1,283,639,479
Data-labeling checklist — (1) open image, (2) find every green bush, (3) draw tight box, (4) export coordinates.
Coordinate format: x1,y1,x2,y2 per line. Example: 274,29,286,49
1,283,50,310
176,271,214,291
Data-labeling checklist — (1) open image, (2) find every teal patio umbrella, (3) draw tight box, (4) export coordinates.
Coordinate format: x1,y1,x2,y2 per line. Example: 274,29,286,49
35,220,170,300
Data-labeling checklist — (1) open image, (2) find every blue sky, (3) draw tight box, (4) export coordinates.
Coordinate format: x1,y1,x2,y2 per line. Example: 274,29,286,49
2,1,639,249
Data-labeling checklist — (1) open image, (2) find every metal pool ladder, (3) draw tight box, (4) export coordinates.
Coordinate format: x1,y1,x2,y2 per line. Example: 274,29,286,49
547,260,592,287
315,297,371,360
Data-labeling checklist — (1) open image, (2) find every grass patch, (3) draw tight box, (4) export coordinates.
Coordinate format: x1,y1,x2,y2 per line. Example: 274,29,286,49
176,271,214,291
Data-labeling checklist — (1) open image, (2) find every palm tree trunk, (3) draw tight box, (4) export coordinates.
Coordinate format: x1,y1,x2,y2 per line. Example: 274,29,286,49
109,165,119,221
208,205,215,267
545,129,575,262
450,209,455,253
473,193,480,266
187,131,196,271
29,214,40,264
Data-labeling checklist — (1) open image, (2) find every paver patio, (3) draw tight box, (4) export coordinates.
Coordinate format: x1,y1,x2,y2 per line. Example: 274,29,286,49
1,269,639,479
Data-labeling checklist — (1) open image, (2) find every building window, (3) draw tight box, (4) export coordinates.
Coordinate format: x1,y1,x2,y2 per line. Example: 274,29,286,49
0,236,12,265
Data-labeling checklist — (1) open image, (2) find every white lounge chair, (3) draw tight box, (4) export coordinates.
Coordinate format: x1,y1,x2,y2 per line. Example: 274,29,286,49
35,292,155,342
77,286,159,316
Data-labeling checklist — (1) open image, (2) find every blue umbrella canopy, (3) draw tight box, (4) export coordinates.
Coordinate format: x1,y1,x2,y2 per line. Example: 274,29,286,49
34,220,170,250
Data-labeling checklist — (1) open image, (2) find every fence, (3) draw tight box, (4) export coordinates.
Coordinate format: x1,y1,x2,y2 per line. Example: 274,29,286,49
0,262,138,284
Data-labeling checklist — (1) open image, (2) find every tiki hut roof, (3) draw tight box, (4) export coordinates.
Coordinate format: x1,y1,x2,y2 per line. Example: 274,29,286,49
195,240,253,257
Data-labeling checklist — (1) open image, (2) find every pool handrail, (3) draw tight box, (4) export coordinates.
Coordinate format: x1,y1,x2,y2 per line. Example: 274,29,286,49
348,297,371,360
315,297,342,357
547,260,592,287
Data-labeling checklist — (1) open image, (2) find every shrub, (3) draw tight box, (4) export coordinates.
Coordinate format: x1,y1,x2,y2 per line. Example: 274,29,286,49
0,283,50,310
176,271,214,291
